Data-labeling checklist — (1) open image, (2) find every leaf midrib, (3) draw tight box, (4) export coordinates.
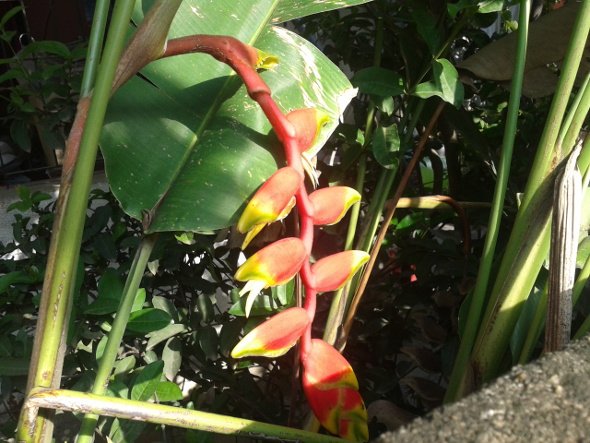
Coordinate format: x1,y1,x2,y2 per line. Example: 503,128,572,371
147,0,282,232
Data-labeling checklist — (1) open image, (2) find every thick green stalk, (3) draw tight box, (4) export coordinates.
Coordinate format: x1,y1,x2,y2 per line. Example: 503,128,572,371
80,0,110,96
27,389,348,443
470,0,590,385
517,76,590,363
518,2,590,214
323,18,383,345
15,2,136,442
444,0,530,403
77,235,157,443
358,99,424,254
323,154,367,345
36,0,134,395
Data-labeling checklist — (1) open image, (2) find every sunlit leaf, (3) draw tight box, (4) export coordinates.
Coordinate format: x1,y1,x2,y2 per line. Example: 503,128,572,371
101,0,356,234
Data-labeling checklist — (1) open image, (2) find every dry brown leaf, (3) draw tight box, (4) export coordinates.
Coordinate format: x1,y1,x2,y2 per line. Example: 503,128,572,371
459,2,588,97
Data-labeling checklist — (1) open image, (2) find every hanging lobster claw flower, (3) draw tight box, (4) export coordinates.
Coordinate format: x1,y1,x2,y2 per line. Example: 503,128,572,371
235,237,306,316
231,307,310,358
302,339,368,442
311,251,369,293
237,167,302,249
309,186,361,226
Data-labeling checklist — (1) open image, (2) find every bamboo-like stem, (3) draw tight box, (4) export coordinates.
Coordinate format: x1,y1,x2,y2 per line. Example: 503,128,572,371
339,101,446,347
15,3,136,442
470,0,590,385
444,0,530,402
517,76,590,363
481,2,590,324
77,235,158,443
80,0,110,96
544,147,581,352
357,99,425,255
323,18,383,346
26,389,348,443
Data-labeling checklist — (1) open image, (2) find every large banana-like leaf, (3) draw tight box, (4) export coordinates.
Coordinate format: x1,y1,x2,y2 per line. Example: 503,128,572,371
271,0,374,23
100,0,359,233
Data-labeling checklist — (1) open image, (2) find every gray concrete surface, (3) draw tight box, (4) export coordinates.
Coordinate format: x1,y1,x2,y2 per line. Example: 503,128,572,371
375,335,590,443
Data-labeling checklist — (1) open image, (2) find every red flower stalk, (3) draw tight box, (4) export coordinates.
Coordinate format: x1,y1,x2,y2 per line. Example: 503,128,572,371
231,307,310,358
302,339,368,442
311,250,369,293
309,186,361,225
237,166,302,248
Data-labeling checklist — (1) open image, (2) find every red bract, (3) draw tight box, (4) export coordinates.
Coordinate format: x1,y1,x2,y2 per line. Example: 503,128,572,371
231,307,310,358
286,108,329,154
309,186,361,225
302,339,368,442
237,166,302,248
311,250,369,293
234,237,307,316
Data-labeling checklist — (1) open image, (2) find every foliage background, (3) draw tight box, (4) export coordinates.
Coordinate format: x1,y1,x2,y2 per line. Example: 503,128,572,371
2,0,590,441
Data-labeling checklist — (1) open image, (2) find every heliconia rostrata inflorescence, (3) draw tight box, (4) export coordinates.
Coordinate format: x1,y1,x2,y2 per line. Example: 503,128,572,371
167,34,369,441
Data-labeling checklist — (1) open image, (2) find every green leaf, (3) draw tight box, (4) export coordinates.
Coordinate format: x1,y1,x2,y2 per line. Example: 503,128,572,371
411,5,442,55
10,120,31,152
196,293,214,324
229,291,280,317
146,323,187,350
155,380,183,402
131,360,164,401
162,337,182,381
109,417,145,443
84,269,124,315
106,379,129,399
219,319,244,357
0,269,42,294
414,59,464,108
152,295,179,322
112,355,137,376
101,0,356,234
372,124,400,170
127,308,172,333
0,336,13,357
0,6,22,30
95,335,109,361
18,40,71,60
131,288,146,312
0,358,29,376
198,326,218,361
352,67,404,97
272,279,295,306
478,0,507,14
271,0,374,23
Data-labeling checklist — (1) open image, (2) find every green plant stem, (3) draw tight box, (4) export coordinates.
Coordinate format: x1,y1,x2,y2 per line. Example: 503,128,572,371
323,155,367,345
444,0,530,403
519,2,590,215
15,2,136,442
357,99,425,254
470,0,590,386
77,234,157,443
340,101,444,345
80,0,110,96
323,17,383,346
27,389,348,443
517,76,590,363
